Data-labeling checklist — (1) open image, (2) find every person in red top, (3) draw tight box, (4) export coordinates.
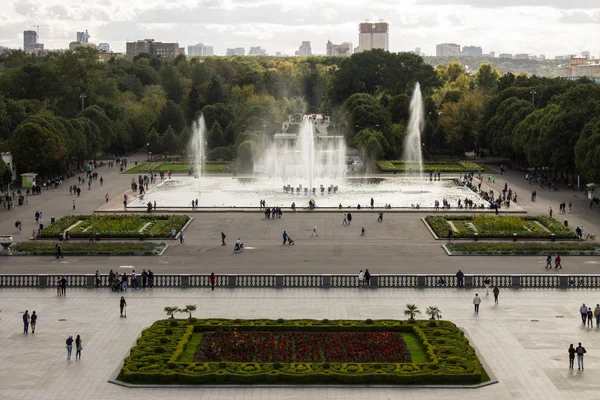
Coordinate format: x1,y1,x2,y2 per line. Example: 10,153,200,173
210,272,216,291
555,254,562,269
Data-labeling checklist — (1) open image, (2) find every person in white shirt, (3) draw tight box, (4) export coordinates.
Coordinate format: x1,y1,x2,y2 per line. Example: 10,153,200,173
473,294,481,313
358,270,365,287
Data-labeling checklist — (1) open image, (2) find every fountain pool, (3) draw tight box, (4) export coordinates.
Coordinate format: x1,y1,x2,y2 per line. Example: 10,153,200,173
128,176,483,208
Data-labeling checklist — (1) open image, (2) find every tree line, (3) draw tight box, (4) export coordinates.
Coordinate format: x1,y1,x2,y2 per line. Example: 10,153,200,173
0,47,598,183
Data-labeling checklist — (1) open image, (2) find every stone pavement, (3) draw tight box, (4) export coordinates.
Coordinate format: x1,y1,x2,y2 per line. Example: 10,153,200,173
1,287,600,399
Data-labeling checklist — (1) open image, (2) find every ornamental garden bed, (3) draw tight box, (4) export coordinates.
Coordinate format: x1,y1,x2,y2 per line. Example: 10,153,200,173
41,214,189,239
446,242,600,256
126,162,231,174
11,242,166,256
425,215,576,239
377,160,494,174
117,318,488,386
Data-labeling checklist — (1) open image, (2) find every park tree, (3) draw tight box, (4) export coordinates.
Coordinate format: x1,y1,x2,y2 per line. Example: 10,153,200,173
575,118,600,182
80,105,114,150
440,90,486,155
10,117,68,173
157,100,186,134
161,125,180,154
206,75,225,105
207,122,226,149
474,64,500,93
484,97,534,155
160,64,186,104
237,140,256,172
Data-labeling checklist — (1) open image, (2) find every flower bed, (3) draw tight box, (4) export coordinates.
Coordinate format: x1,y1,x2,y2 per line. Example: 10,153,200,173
447,242,600,255
41,215,189,239
126,162,231,174
426,215,576,239
377,160,493,173
117,318,487,385
11,242,166,256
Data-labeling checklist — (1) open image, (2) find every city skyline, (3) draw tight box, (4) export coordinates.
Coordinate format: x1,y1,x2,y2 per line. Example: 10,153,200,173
1,0,599,57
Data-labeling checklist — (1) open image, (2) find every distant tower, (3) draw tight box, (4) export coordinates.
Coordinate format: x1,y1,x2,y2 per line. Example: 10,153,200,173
357,21,389,53
23,30,38,52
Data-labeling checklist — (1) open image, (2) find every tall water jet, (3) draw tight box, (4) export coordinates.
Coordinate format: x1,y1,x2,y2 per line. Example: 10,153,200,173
188,114,207,184
403,82,425,179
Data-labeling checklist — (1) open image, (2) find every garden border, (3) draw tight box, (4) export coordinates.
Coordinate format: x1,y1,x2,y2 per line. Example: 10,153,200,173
111,318,496,388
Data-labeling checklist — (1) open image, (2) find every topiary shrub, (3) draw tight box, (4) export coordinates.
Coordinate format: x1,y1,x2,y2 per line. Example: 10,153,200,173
155,346,165,353
160,337,169,344
365,319,374,324
165,328,174,335
189,318,197,323
322,319,329,323
277,318,284,324
218,362,227,369
322,362,330,369
169,320,178,327
273,362,282,369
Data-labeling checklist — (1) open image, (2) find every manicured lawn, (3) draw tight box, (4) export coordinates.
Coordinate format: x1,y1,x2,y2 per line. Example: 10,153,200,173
118,318,487,386
378,160,495,174
126,162,231,174
447,242,600,255
12,242,166,256
426,215,577,239
41,214,190,239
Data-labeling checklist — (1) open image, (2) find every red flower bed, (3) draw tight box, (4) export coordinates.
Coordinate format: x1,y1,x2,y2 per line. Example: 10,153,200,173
195,331,411,363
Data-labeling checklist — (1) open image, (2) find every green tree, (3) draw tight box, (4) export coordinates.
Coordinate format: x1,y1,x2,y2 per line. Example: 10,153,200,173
404,304,421,320
207,122,225,149
237,140,256,172
206,75,224,105
161,125,180,154
575,118,600,182
80,105,114,151
157,100,185,134
160,64,186,103
474,64,500,93
10,118,68,173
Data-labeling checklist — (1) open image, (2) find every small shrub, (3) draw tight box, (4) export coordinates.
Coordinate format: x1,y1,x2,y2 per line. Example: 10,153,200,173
189,318,197,323
159,337,169,344
322,319,329,323
273,362,283,369
277,318,284,324
165,328,174,335
169,320,178,327
365,319,374,324
322,362,330,369
218,362,227,369
155,346,165,353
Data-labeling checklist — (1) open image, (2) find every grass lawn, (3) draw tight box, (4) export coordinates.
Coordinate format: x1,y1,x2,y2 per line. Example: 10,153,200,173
179,332,203,363
126,162,231,174
398,331,429,363
447,242,600,255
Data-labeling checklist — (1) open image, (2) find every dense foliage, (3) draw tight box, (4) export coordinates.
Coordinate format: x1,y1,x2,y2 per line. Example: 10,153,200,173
118,318,486,385
0,48,599,182
41,214,189,239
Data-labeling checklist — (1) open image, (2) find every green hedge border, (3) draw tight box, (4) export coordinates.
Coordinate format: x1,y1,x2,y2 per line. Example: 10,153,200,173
11,242,166,256
126,162,231,174
426,215,576,239
377,160,493,174
40,214,190,239
117,318,487,385
447,242,600,255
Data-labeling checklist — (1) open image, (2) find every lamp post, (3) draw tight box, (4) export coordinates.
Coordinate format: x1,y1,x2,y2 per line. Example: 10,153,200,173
80,93,87,111
530,90,536,106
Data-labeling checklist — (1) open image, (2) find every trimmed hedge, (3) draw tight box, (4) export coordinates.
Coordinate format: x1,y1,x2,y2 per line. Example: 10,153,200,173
117,318,487,385
426,215,577,239
447,242,600,255
41,214,190,239
126,162,231,174
11,242,166,256
377,160,493,174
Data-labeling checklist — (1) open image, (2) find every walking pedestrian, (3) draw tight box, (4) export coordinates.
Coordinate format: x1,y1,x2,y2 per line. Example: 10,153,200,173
221,232,226,246
456,269,464,288
549,207,553,217
493,285,499,304
148,270,154,288
120,296,127,318
179,230,185,245
311,225,318,237
72,199,76,210
343,214,347,225
95,270,100,288
66,335,74,360
60,276,67,296
580,303,588,324
545,254,552,269
370,197,374,209
56,243,64,259
588,308,594,327
576,343,586,370
75,335,83,360
473,293,481,314
568,344,576,369
595,304,600,328
358,270,365,287
23,310,30,334
142,269,148,288
377,212,383,222
210,272,216,290
484,278,491,296
347,212,352,225
448,229,453,241
30,311,37,333
555,254,562,269
282,230,288,245
364,269,371,287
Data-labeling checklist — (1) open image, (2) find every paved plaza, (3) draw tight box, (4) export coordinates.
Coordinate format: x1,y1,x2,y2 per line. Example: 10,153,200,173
1,287,600,399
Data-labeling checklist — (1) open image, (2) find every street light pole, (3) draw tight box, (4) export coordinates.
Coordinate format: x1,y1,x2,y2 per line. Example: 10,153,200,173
80,93,87,112
530,90,536,106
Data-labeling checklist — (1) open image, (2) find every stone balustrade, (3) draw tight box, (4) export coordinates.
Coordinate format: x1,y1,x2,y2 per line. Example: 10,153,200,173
0,273,597,289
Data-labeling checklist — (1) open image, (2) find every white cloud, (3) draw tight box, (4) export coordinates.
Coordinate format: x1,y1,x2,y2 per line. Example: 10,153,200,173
1,0,599,57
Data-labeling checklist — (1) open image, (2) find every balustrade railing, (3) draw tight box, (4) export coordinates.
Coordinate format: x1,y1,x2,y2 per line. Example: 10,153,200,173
0,273,596,289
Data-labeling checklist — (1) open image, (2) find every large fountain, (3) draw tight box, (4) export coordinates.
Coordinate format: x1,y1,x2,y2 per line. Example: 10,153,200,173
403,83,425,179
255,116,346,192
128,86,486,208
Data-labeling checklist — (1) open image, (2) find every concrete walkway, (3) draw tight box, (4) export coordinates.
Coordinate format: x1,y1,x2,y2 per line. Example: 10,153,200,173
1,287,599,399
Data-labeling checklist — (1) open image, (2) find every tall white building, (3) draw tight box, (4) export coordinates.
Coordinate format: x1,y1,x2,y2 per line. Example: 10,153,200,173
295,41,312,57
436,43,460,57
226,48,245,56
188,42,214,57
248,46,266,56
326,40,352,56
356,22,389,53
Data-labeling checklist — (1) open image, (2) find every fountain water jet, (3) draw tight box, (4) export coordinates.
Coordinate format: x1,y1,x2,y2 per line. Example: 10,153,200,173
188,114,207,189
403,82,425,179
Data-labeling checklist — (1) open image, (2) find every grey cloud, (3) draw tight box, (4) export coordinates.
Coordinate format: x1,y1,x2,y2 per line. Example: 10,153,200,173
419,0,600,9
447,13,464,26
558,11,600,24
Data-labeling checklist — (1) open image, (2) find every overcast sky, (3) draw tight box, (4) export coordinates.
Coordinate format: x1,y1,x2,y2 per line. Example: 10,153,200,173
1,0,599,57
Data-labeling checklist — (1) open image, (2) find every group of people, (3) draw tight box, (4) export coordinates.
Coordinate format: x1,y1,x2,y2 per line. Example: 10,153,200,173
545,254,562,269
65,334,83,360
264,206,283,219
357,269,372,287
109,269,155,291
22,310,37,334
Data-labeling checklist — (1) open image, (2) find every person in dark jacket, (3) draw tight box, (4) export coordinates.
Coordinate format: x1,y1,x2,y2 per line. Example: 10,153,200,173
30,311,37,333
210,272,216,291
568,344,576,369
364,269,371,287
120,296,127,317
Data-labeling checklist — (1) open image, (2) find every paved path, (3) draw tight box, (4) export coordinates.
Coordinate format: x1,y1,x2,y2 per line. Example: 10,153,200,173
1,287,599,399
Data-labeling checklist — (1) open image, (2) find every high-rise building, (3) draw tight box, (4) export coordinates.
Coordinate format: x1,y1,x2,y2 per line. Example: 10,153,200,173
226,47,245,56
76,30,90,43
188,42,214,57
326,40,352,56
356,22,389,52
414,47,421,56
514,53,529,60
499,53,513,59
295,41,312,57
581,50,590,59
248,46,266,56
23,30,43,53
436,43,460,57
461,45,482,57
97,43,110,52
126,39,184,61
